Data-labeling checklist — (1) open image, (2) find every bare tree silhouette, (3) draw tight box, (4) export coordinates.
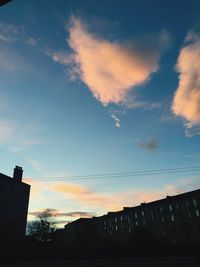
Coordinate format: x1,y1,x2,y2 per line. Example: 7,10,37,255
28,209,57,242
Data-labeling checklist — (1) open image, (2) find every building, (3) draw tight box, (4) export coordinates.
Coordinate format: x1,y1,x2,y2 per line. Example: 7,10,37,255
0,166,30,239
63,189,200,246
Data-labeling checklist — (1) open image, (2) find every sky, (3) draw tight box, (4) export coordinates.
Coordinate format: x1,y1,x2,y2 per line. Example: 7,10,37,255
1,0,200,226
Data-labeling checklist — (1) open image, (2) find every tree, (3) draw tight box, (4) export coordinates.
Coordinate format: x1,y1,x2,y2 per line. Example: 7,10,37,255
28,209,57,242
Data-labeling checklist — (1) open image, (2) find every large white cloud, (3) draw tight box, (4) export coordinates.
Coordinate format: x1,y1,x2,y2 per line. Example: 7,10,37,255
172,35,200,129
65,17,169,106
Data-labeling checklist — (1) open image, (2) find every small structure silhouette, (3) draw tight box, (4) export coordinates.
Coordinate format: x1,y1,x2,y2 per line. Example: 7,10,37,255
0,166,30,239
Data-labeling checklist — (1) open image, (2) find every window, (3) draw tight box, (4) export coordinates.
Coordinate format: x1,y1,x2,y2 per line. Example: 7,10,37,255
115,217,117,223
120,216,123,221
142,211,144,217
196,210,199,217
151,211,154,219
135,221,138,226
185,201,189,207
135,213,137,219
169,204,173,211
160,207,163,212
115,225,118,231
171,215,175,222
161,217,164,223
193,199,197,206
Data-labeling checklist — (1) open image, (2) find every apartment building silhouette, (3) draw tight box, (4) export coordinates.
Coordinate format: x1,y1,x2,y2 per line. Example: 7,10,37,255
63,189,200,245
0,166,30,239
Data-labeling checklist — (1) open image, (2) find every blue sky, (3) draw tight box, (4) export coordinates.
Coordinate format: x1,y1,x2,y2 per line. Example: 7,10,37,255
1,0,200,225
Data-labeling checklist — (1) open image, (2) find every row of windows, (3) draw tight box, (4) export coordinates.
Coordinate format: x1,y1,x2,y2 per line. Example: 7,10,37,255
102,209,200,228
102,212,200,235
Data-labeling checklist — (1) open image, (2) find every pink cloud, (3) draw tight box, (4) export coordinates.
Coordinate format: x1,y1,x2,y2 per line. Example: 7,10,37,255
172,34,200,133
65,17,169,106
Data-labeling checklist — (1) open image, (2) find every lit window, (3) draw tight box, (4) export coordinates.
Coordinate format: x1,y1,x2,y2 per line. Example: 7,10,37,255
120,216,123,221
196,210,199,217
135,221,138,226
115,225,118,231
142,211,144,217
151,211,154,219
115,217,117,223
169,204,173,211
193,199,197,206
171,215,175,222
135,213,137,219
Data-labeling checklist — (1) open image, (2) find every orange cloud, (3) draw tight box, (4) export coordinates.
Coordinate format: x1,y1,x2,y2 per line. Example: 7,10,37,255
172,34,200,132
27,177,195,217
50,181,181,213
65,17,169,106
53,183,91,195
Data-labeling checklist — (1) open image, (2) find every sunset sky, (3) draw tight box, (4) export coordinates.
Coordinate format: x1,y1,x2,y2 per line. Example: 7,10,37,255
1,0,200,225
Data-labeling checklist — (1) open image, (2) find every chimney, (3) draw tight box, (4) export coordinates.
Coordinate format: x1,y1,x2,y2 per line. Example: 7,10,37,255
13,166,23,182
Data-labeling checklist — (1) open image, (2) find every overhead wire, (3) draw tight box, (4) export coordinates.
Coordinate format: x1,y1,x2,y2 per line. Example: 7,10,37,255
27,165,200,182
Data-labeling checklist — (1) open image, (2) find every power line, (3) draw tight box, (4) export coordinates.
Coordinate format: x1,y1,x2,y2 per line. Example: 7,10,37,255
27,165,200,182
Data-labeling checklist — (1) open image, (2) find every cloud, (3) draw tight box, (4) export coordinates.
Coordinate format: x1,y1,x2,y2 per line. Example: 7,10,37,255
110,113,121,128
67,17,169,105
0,121,14,144
26,176,199,219
27,159,43,172
29,210,95,218
27,37,37,46
0,22,24,42
172,34,200,133
50,181,174,212
65,16,169,106
0,120,42,152
138,137,158,151
49,50,73,65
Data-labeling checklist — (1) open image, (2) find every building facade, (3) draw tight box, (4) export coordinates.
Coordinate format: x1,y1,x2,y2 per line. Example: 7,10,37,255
63,189,200,245
0,166,30,239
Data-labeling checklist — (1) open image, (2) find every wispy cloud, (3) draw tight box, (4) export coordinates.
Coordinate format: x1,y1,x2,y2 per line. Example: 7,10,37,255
0,22,25,42
110,113,121,128
29,210,95,218
172,33,200,135
27,37,37,46
137,137,159,151
0,120,42,152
